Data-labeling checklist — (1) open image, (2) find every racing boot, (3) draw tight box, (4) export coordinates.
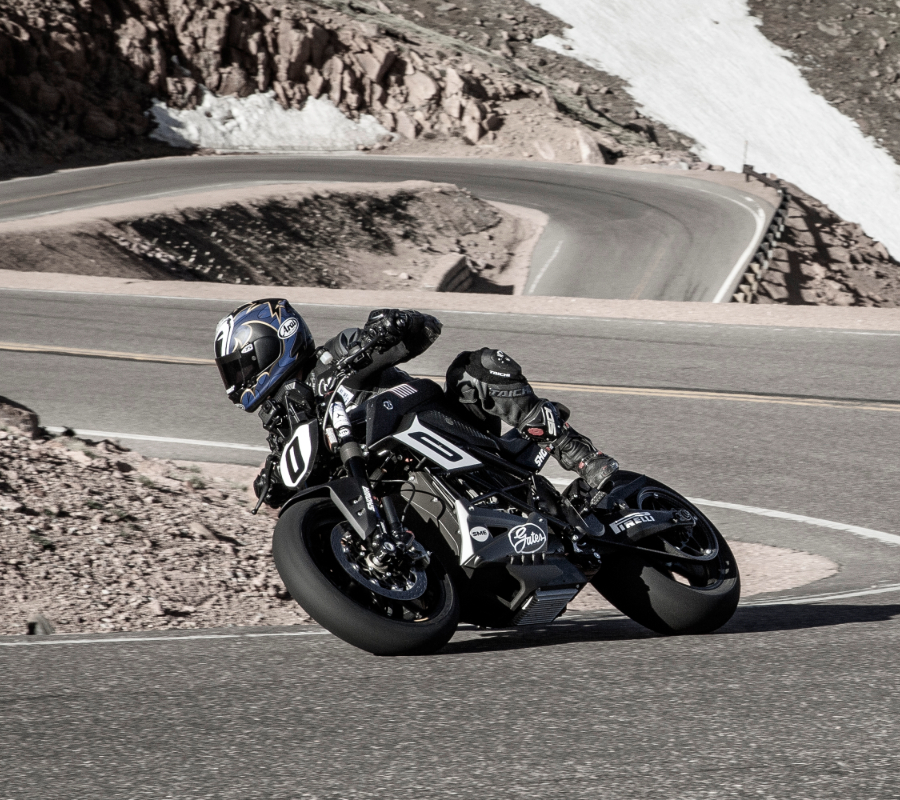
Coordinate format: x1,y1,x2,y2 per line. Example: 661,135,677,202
517,400,618,490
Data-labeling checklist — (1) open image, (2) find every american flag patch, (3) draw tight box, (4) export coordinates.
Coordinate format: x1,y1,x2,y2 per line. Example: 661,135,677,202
390,384,417,398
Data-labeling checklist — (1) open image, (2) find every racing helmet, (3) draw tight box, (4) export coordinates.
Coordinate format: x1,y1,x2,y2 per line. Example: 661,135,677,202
214,298,314,411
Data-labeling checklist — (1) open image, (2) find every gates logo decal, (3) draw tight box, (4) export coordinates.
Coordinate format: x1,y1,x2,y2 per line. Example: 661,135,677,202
509,523,547,554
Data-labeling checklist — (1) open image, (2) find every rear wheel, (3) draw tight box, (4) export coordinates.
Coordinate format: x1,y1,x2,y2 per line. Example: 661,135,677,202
591,477,740,635
273,498,460,655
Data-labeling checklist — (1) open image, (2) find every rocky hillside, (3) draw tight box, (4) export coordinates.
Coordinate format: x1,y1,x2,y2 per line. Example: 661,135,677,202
749,0,900,165
754,179,900,307
0,0,688,176
1,0,899,306
0,181,535,292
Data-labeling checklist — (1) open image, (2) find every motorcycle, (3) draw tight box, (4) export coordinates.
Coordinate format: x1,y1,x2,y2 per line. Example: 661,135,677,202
255,334,741,656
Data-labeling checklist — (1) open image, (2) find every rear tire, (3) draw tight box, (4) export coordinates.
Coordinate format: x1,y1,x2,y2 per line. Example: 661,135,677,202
591,476,740,635
273,498,460,655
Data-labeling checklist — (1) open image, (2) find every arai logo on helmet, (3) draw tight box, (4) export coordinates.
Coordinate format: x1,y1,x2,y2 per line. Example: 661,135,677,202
469,526,490,543
509,523,546,554
278,318,299,340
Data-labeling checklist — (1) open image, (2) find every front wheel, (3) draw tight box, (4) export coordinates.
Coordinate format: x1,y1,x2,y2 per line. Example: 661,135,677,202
591,476,740,635
273,498,460,655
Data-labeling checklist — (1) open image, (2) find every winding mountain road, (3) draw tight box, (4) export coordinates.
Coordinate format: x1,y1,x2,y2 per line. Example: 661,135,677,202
0,156,898,800
0,154,772,301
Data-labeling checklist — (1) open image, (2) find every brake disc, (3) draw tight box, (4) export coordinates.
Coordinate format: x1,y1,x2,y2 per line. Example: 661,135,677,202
330,524,428,601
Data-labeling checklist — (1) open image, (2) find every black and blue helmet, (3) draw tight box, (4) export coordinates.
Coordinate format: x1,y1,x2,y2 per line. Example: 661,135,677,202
214,298,314,411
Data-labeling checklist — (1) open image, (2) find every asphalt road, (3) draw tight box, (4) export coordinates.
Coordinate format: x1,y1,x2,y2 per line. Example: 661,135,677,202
0,155,772,301
2,290,899,798
1,161,898,797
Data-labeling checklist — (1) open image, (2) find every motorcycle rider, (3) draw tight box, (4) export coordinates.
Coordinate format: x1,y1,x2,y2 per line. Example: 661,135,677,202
214,299,618,505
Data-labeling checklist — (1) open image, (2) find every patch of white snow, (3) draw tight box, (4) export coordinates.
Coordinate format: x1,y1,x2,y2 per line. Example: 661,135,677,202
529,0,900,258
149,90,391,152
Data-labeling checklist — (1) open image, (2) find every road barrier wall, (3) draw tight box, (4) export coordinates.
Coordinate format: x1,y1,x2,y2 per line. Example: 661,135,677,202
730,166,791,303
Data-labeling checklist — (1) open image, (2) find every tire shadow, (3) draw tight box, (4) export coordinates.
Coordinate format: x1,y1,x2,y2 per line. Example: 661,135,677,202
437,603,900,655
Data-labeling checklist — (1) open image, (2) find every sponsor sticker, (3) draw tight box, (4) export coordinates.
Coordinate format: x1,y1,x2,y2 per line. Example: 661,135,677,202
278,318,300,339
469,526,490,543
533,448,550,468
362,486,376,513
241,343,254,354
336,385,355,404
509,523,547,554
610,512,655,534
383,400,394,410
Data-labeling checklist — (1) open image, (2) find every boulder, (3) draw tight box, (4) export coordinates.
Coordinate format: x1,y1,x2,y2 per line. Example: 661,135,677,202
463,117,482,143
354,44,395,83
574,128,607,164
395,110,420,139
0,396,39,439
405,70,439,106
218,65,252,97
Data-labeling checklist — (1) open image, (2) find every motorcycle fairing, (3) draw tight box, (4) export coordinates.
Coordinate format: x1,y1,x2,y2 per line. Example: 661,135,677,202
278,476,381,540
279,419,318,489
455,502,550,568
363,379,444,447
392,415,483,473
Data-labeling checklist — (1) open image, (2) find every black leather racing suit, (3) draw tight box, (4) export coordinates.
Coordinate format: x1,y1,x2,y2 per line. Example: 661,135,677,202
303,309,618,489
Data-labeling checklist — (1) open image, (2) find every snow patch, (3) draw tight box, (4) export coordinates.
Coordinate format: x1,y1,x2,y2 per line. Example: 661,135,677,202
149,90,392,152
529,0,900,258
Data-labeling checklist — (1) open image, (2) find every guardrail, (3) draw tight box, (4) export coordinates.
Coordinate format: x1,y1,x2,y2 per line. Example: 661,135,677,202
730,165,792,303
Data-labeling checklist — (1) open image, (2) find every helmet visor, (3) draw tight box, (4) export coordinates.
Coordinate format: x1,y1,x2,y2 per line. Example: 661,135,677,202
216,338,282,403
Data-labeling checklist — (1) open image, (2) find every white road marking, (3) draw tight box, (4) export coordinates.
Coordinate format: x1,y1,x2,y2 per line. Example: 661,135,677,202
743,583,900,606
688,498,900,547
547,478,899,546
0,630,330,648
705,189,768,303
526,239,563,294
44,426,268,452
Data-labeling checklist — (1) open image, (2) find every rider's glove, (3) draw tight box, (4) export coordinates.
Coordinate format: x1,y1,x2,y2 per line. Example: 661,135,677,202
364,309,442,355
364,309,408,349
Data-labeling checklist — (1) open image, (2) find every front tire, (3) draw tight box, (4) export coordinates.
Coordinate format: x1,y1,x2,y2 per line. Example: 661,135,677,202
591,476,740,635
273,498,460,655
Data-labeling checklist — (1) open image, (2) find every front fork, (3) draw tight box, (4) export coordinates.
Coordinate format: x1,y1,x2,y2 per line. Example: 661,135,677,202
328,400,427,568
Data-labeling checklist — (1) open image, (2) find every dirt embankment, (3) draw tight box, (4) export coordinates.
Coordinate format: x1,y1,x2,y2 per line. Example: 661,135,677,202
0,181,538,293
0,407,311,636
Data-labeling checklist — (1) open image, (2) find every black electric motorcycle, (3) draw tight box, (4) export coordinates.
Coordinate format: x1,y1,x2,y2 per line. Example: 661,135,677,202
256,337,740,656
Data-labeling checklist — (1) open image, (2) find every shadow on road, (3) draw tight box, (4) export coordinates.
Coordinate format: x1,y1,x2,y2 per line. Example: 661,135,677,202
438,603,900,655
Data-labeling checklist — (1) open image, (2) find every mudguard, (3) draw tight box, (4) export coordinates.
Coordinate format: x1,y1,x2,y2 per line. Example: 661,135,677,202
279,476,380,540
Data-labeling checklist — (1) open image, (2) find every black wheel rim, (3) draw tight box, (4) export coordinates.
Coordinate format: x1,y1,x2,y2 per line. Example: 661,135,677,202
635,487,735,590
303,504,448,623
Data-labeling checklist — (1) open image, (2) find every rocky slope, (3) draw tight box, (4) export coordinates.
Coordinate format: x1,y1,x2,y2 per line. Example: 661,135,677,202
1,0,898,306
0,0,688,176
755,178,900,307
748,0,900,163
0,406,312,636
0,181,534,292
